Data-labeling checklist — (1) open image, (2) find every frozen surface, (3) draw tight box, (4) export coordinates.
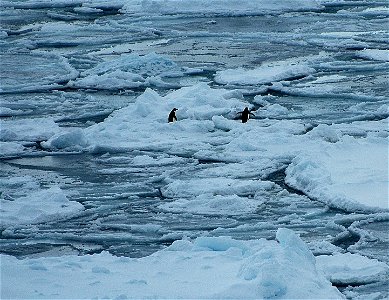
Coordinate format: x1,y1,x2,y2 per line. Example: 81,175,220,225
1,1,389,299
1,228,344,299
0,118,60,142
69,53,184,90
0,176,84,228
121,0,324,15
317,253,389,285
357,49,389,62
285,136,389,212
0,52,78,94
41,83,389,214
215,63,315,86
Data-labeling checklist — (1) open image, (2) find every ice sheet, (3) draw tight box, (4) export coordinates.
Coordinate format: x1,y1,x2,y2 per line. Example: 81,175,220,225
121,0,324,16
69,53,184,90
1,228,344,299
285,136,389,212
42,84,388,213
356,49,389,62
0,52,78,94
0,177,84,228
317,253,389,285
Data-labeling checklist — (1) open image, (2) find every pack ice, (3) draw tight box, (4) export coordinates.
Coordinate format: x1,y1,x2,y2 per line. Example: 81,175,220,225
1,228,345,299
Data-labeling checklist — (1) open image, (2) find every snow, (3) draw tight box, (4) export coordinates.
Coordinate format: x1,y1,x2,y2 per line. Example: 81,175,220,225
0,142,25,157
0,118,60,142
317,253,389,285
1,228,344,299
41,128,88,151
69,53,183,90
0,52,78,94
0,177,84,229
215,64,315,86
121,0,324,16
42,83,388,213
285,136,389,212
356,49,389,62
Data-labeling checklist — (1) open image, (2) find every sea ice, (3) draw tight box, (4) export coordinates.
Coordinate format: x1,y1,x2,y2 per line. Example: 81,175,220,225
0,181,84,229
0,52,78,94
317,253,389,285
43,83,388,214
0,118,60,142
285,135,389,212
356,49,389,62
0,142,25,157
121,0,324,16
1,228,344,299
215,64,315,86
69,53,184,90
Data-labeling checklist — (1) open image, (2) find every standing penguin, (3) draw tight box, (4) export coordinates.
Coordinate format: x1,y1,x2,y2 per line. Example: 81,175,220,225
238,107,255,123
168,108,178,123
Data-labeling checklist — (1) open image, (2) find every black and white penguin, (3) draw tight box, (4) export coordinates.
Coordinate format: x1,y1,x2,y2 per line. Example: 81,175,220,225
168,108,178,123
238,107,255,123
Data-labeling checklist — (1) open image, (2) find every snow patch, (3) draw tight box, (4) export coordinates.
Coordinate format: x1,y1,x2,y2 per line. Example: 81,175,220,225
1,228,343,299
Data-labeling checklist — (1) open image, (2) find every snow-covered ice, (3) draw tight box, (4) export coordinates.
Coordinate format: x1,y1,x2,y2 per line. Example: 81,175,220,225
317,252,389,285
69,53,184,90
121,0,324,16
1,1,388,299
356,49,389,62
0,52,78,94
215,64,315,86
285,135,389,212
41,83,389,214
1,228,344,299
0,176,84,229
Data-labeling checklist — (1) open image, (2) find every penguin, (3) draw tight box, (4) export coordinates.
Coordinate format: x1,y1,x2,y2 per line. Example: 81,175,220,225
238,107,255,123
168,108,178,123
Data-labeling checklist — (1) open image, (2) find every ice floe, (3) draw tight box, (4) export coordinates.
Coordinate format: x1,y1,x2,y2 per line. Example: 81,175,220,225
356,49,389,62
41,83,388,213
69,53,184,90
215,63,315,86
0,118,60,142
0,52,78,94
1,228,344,299
0,176,84,229
0,142,26,158
285,135,389,212
121,0,324,16
317,253,389,285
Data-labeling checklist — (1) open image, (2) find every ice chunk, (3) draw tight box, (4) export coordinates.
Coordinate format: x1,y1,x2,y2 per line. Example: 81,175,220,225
70,53,183,90
356,49,389,62
121,0,324,16
1,228,343,299
0,118,60,142
317,253,389,285
285,136,389,212
0,142,25,158
161,177,275,198
215,64,315,86
41,128,88,150
159,193,264,216
0,52,78,94
0,185,84,228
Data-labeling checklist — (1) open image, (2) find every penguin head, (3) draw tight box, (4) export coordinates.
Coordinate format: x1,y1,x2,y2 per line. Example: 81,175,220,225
172,108,178,112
